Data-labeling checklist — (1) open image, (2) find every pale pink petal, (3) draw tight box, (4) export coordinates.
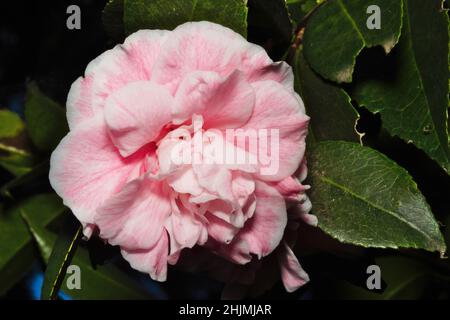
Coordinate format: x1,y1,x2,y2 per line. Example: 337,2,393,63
246,61,294,90
165,196,207,253
121,231,169,281
240,80,309,181
66,30,168,129
49,116,144,225
274,176,309,204
94,177,171,250
208,237,252,265
166,166,204,196
81,222,96,239
231,173,255,207
104,81,173,157
205,212,239,244
151,21,277,91
278,242,309,292
193,163,234,203
230,180,288,259
299,212,317,226
173,70,255,128
66,76,95,130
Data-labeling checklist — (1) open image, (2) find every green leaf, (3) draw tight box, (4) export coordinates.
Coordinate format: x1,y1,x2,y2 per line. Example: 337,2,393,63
103,0,125,42
294,47,361,143
41,221,82,300
308,141,446,255
24,216,153,300
20,211,55,263
0,161,49,198
351,0,450,173
0,110,36,176
0,152,36,177
0,110,24,139
303,0,403,83
286,0,324,26
24,84,68,152
124,0,248,37
0,194,66,296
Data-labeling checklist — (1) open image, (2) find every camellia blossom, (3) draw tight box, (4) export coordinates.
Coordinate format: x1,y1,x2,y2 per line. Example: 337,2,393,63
49,21,315,294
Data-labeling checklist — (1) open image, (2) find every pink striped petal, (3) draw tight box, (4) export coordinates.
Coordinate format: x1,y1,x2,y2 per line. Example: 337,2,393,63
104,81,173,157
66,30,168,129
95,177,171,250
49,116,144,225
173,70,255,128
121,231,169,281
278,242,310,292
151,21,283,91
222,181,287,260
241,80,309,181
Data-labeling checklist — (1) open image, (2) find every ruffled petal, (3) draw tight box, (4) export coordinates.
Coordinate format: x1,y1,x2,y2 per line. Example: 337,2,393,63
49,116,144,225
240,80,309,181
104,81,173,157
173,70,255,129
67,30,168,129
121,231,169,281
278,242,310,292
95,177,171,250
221,181,287,260
152,21,278,91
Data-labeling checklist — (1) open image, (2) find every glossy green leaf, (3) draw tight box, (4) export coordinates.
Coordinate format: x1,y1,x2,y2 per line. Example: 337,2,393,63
41,222,82,300
0,194,67,296
24,216,152,300
24,84,68,152
303,0,403,83
20,211,55,263
0,110,24,139
308,141,446,255
294,47,361,143
351,0,450,173
124,0,248,37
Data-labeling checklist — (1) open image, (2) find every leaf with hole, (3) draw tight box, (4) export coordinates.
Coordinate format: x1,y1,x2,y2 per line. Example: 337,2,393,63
303,0,403,83
350,0,450,173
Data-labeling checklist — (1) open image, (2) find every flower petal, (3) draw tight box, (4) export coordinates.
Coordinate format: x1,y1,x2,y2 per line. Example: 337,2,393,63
173,70,255,129
278,242,310,292
49,116,144,225
205,211,239,244
95,177,171,250
67,30,168,129
121,231,169,282
240,80,309,181
232,180,287,258
104,81,173,157
152,21,277,91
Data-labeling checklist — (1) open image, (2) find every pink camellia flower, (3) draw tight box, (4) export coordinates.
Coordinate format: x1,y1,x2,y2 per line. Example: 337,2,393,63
49,21,315,294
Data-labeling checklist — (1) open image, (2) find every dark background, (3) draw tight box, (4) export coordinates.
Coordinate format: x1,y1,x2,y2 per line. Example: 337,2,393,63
1,0,449,300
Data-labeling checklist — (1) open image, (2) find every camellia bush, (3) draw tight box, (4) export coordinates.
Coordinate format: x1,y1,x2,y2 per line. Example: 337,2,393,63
0,0,449,300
